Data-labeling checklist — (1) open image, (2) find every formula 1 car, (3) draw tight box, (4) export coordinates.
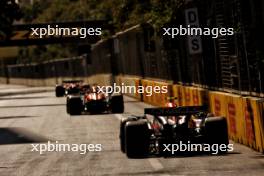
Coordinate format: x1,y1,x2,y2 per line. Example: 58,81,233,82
55,80,83,97
120,106,229,158
66,85,124,115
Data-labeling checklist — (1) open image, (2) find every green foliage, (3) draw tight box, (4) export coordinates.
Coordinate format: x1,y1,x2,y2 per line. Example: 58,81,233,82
21,1,50,22
25,0,184,30
17,0,184,63
150,0,184,29
0,0,22,39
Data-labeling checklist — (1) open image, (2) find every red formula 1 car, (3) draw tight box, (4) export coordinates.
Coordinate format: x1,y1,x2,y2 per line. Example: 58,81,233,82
119,97,229,158
66,85,124,115
55,80,83,97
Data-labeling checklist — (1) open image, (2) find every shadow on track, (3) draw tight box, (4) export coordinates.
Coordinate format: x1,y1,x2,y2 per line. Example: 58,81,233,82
0,104,65,108
124,150,241,159
158,151,241,159
0,127,50,145
0,96,51,100
110,170,173,176
0,115,37,120
0,90,53,97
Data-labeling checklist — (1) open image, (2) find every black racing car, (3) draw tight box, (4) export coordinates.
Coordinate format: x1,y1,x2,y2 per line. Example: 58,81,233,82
55,80,83,97
120,106,229,158
66,85,124,115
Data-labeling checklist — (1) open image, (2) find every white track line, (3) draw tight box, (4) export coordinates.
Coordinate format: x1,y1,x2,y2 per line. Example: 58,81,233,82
148,158,164,170
114,114,123,120
148,158,171,176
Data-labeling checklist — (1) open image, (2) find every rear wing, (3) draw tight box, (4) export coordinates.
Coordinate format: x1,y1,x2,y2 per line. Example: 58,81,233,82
144,106,207,116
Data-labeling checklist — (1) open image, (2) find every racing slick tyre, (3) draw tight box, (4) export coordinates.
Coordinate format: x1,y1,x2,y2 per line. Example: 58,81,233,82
120,117,137,153
110,95,124,113
55,86,65,97
66,96,83,115
205,116,229,154
125,119,150,158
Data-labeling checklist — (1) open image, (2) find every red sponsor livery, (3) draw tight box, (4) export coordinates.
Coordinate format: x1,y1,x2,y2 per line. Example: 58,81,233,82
185,91,191,105
178,90,183,105
244,106,255,144
193,92,199,105
228,103,237,134
214,98,221,116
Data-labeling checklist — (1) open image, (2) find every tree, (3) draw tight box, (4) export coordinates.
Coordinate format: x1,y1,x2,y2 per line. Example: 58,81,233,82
0,0,22,40
16,0,184,63
21,1,51,23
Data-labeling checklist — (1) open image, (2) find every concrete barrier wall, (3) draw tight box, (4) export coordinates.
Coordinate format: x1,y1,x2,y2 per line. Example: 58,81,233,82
171,83,264,152
0,77,8,84
8,78,46,86
172,85,208,107
141,79,172,106
4,38,113,87
115,75,142,100
8,74,112,87
123,78,264,153
242,97,264,152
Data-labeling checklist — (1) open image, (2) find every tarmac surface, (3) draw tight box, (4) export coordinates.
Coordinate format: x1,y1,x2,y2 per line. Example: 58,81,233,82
0,84,263,176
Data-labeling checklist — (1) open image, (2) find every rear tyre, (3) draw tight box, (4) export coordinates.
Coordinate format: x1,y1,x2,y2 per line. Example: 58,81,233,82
110,95,124,113
205,116,229,154
120,117,137,153
55,86,65,97
125,119,150,158
66,96,83,115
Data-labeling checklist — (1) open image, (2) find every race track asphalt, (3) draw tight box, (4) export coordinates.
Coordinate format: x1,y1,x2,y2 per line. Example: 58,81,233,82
0,85,263,176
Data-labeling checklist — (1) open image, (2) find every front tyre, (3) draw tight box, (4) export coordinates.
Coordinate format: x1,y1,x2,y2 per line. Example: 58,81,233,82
66,96,83,115
55,85,65,97
110,95,124,113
